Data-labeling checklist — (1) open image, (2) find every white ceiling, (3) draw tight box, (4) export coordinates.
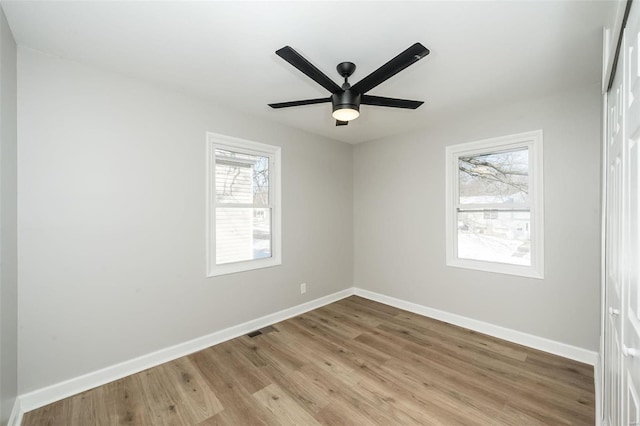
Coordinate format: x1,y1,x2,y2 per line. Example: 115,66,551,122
2,1,611,144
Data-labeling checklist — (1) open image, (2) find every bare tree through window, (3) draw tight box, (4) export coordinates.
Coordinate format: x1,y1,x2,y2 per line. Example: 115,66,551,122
457,148,531,266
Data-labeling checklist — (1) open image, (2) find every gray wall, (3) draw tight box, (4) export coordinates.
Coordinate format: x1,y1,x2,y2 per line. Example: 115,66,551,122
17,48,353,393
15,39,603,396
0,5,17,424
354,84,602,351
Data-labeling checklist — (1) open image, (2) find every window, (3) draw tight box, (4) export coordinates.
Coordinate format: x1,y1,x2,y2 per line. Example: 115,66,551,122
207,133,281,277
445,130,544,279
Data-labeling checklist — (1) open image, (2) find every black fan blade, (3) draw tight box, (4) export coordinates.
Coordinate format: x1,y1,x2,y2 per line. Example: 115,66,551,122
361,95,423,109
336,120,348,126
269,98,330,109
351,43,429,95
276,46,342,94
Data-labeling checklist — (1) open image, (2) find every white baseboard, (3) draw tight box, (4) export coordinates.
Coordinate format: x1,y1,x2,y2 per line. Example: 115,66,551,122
17,286,598,419
7,396,22,426
18,288,353,414
353,288,598,365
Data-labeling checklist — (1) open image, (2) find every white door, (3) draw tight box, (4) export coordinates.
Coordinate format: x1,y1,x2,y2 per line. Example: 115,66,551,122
605,46,625,425
623,2,640,423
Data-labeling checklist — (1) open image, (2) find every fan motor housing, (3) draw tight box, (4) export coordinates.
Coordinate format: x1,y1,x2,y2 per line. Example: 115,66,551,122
331,90,361,113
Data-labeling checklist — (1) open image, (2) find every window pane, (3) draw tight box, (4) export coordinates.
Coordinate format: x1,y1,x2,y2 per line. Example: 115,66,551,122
215,148,269,204
457,210,530,266
459,148,528,204
216,208,271,265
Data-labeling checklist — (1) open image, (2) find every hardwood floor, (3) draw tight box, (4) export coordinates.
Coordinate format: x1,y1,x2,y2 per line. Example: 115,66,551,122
22,296,595,425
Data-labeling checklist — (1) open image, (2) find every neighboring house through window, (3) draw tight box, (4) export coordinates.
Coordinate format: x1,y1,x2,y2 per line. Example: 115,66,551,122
445,130,544,278
207,133,281,277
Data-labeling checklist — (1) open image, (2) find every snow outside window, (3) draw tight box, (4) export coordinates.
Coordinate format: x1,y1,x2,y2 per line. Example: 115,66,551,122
445,130,544,279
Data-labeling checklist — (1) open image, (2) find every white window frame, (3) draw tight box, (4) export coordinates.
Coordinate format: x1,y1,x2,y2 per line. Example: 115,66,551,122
445,130,544,279
206,132,282,277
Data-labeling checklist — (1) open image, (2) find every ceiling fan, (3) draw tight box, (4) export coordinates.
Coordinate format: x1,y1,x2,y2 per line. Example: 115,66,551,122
268,43,430,126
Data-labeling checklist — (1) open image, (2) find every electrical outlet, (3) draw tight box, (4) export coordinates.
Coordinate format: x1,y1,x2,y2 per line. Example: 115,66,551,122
300,283,307,294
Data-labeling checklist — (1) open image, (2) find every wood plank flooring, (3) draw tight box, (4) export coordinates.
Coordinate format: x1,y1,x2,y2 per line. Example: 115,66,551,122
22,296,595,425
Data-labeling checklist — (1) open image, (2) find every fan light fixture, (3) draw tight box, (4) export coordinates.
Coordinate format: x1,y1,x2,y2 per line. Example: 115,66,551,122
332,107,359,122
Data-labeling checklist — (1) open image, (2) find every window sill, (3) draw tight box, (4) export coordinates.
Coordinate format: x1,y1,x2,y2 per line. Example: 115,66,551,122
207,257,282,277
446,258,544,280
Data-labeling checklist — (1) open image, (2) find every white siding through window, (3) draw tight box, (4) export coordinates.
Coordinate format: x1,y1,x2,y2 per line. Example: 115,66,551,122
215,152,266,265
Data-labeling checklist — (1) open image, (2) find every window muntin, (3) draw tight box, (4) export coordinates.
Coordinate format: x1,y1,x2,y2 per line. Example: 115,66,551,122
207,133,281,277
446,131,543,279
